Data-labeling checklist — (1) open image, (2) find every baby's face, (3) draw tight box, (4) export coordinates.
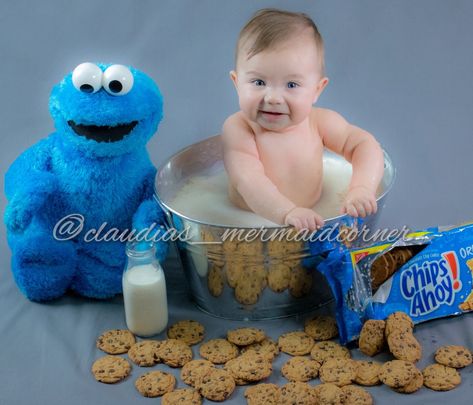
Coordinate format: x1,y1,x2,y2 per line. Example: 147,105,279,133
232,31,327,132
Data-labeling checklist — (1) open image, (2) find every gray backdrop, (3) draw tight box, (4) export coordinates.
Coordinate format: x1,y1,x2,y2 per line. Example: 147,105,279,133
1,1,472,404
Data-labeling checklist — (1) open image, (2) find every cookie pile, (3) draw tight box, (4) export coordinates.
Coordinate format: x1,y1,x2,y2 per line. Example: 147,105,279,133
203,229,313,303
358,311,472,394
91,313,472,404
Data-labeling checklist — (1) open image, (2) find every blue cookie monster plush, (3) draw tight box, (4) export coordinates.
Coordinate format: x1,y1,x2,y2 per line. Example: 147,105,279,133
4,62,168,301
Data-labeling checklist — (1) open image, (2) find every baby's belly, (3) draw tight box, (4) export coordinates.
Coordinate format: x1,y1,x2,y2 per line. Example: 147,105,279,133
265,159,323,208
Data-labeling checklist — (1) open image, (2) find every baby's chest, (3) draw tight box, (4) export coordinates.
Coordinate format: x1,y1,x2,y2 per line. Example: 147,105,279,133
256,132,323,177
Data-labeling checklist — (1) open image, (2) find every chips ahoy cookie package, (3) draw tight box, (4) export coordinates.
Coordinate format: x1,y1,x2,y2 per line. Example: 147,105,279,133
318,222,473,344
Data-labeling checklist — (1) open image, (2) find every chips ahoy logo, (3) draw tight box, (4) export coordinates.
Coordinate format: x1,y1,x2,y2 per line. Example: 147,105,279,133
400,251,462,316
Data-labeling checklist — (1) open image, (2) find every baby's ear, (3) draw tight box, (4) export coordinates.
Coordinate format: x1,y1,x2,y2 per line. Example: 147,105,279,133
313,77,329,103
230,70,238,87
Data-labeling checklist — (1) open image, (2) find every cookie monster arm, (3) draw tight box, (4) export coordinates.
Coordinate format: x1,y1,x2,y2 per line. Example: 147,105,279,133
4,139,58,233
132,167,169,262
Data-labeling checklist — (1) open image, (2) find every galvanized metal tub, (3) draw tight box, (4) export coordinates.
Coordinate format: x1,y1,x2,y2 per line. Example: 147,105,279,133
155,135,395,320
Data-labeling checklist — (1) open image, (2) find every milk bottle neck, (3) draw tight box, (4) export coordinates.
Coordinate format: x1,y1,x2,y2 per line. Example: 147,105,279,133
125,241,161,271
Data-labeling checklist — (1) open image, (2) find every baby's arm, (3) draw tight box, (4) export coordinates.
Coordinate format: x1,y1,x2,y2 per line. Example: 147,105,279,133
222,114,323,230
314,108,384,217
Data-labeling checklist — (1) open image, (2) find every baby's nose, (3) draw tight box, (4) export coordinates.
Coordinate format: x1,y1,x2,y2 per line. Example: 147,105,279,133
264,89,283,104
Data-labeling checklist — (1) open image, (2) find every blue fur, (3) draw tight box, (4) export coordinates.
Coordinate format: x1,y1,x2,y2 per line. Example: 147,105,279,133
4,63,168,301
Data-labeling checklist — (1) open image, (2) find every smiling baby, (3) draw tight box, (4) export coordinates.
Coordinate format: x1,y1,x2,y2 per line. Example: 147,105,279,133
222,9,384,231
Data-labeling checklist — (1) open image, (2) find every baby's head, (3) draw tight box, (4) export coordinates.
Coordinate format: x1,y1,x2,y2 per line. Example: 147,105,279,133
231,9,328,131
236,9,325,77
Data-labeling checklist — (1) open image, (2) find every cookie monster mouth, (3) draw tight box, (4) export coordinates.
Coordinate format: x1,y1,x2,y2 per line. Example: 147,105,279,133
67,120,138,143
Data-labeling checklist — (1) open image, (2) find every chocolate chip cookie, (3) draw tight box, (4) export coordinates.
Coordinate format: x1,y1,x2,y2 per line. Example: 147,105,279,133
134,370,176,397
167,320,205,346
92,355,131,384
96,329,135,354
281,356,321,382
304,315,339,341
278,331,314,356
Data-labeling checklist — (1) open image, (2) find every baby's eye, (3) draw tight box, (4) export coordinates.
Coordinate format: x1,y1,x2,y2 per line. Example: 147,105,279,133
287,81,299,89
252,79,265,87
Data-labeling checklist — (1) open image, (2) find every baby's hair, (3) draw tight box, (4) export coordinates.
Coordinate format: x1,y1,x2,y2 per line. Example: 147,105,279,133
236,8,325,75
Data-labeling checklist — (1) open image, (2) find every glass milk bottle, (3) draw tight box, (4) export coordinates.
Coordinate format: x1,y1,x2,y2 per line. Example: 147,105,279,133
122,241,168,337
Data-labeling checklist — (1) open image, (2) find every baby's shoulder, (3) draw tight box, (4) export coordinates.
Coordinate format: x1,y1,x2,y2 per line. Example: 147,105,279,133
223,112,254,137
310,107,344,123
224,111,249,127
310,108,348,135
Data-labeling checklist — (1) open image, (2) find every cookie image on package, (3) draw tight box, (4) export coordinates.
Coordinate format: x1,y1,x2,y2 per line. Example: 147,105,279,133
227,327,266,346
304,315,339,341
422,363,461,391
278,331,314,356
459,259,473,311
96,329,136,354
358,319,386,356
92,355,131,384
313,383,345,405
434,345,472,368
199,338,239,364
162,388,202,405
244,383,281,405
156,339,193,367
167,320,205,345
128,340,161,366
281,356,321,382
134,370,176,397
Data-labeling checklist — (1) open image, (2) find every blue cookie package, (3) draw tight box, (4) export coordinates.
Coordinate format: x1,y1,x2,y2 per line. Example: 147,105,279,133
317,222,473,344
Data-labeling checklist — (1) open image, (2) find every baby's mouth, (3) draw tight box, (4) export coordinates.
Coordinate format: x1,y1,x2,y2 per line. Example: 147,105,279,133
261,110,284,116
68,120,138,143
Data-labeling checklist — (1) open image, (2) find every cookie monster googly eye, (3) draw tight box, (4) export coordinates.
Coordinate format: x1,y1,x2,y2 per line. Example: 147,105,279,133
72,62,103,94
102,64,134,96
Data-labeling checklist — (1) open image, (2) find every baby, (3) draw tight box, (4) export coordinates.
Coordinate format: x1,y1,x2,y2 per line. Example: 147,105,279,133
222,9,384,231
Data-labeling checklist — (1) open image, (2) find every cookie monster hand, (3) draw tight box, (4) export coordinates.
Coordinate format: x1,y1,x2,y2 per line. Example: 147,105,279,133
132,199,169,262
4,196,34,233
4,171,58,233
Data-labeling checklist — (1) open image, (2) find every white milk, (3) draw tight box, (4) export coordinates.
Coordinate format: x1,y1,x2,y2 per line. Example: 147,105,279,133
122,263,168,337
170,157,361,227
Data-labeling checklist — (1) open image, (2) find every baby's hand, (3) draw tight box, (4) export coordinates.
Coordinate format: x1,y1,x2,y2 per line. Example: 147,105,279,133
284,207,324,231
342,186,377,217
